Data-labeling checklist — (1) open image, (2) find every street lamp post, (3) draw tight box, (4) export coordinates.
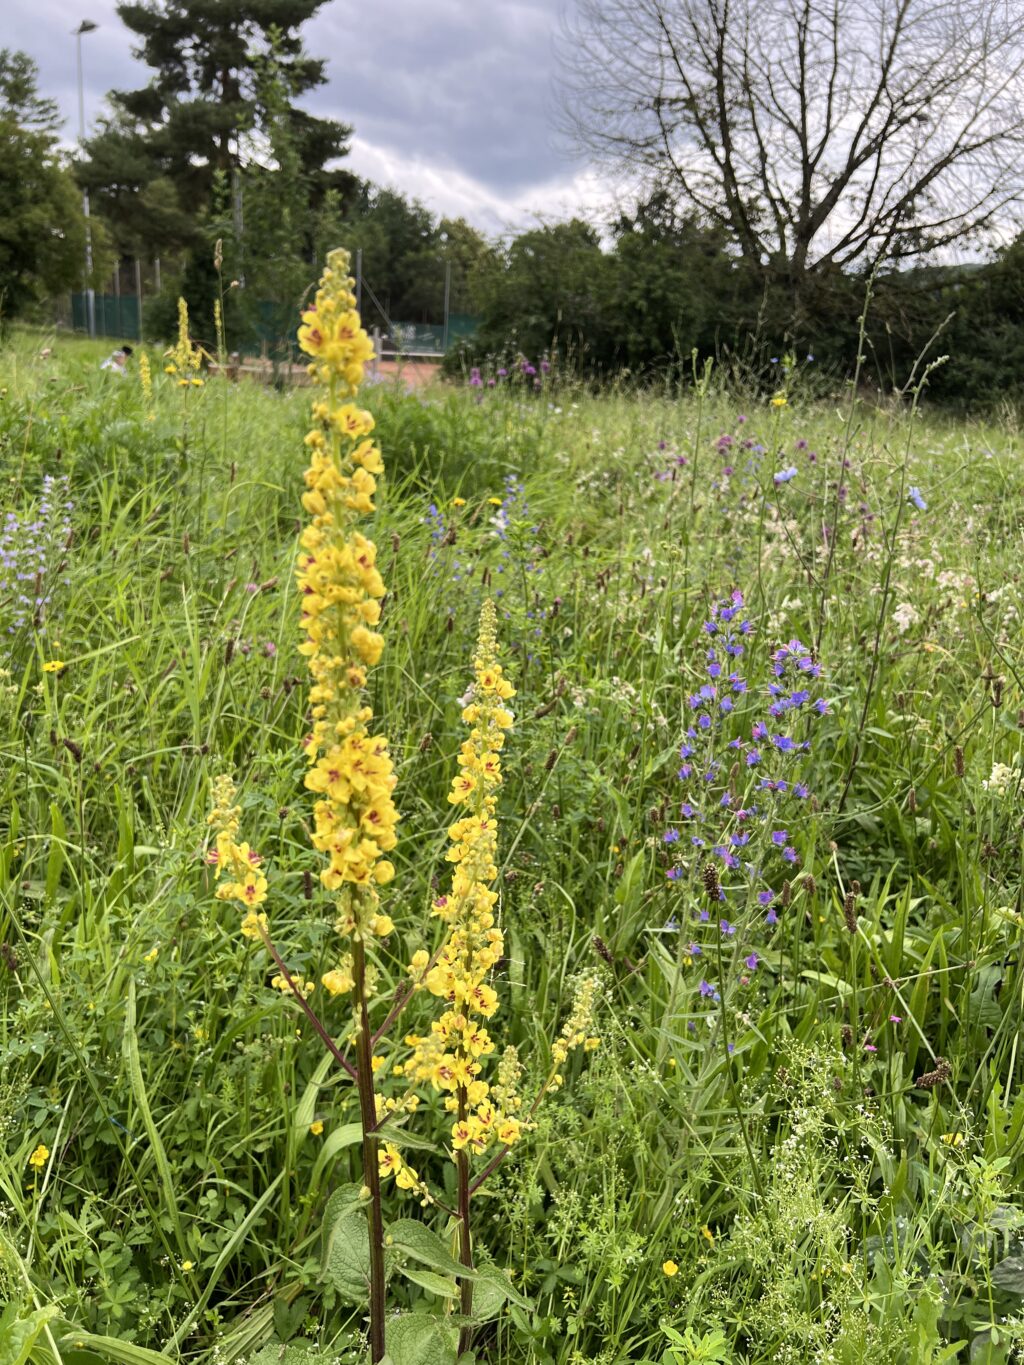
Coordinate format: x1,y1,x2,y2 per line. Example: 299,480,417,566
75,19,98,339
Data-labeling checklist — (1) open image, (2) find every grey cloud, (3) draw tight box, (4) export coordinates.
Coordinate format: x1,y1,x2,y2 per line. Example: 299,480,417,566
304,0,576,193
6,0,584,221
5,0,145,138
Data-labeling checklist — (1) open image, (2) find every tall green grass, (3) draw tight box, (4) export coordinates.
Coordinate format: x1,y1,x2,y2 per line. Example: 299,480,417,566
2,329,1023,1364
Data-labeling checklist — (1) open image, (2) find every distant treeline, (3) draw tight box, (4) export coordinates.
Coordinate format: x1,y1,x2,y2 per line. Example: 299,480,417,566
443,193,1024,409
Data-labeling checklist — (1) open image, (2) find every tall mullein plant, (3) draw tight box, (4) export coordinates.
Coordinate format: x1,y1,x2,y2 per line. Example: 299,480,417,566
206,253,599,1359
401,601,522,1340
210,249,396,1358
296,251,397,1359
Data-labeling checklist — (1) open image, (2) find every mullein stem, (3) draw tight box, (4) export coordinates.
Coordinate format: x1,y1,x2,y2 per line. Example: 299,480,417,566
352,935,387,1362
456,1085,475,1354
257,924,358,1082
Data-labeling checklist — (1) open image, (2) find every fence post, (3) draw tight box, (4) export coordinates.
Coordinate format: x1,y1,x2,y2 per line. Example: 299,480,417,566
443,260,451,351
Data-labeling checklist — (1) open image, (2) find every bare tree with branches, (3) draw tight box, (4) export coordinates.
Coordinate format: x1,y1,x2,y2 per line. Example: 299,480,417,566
559,0,1024,280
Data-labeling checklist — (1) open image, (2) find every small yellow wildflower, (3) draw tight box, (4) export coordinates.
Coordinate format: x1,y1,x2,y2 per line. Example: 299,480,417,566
771,394,788,408
144,946,159,964
310,1120,324,1136
28,1143,49,1171
701,1224,715,1245
42,660,66,673
940,1132,965,1147
662,1260,679,1277
452,497,466,507
487,496,503,505
181,1260,194,1272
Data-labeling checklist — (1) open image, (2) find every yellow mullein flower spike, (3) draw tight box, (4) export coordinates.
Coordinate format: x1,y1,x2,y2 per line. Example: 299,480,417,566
404,601,524,1161
295,255,398,914
165,298,204,384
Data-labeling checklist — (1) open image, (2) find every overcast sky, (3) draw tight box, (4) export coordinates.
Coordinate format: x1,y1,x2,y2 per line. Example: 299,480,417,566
8,0,611,235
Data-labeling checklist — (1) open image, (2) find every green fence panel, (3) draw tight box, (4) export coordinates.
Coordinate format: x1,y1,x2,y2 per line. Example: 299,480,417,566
70,293,477,354
70,293,141,341
389,316,479,354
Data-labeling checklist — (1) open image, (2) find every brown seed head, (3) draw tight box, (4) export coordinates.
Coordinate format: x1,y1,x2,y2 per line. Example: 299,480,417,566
915,1057,951,1089
843,890,858,933
702,861,721,902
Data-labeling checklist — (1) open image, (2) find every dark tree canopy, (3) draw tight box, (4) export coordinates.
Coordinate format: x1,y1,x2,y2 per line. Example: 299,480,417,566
78,0,351,252
0,51,104,322
0,47,63,135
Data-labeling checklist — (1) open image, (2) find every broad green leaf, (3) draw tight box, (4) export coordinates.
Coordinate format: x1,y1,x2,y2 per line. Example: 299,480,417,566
123,980,186,1257
375,1120,442,1154
399,1266,460,1298
388,1219,479,1281
384,1312,459,1365
470,1264,531,1315
250,1342,323,1365
321,1197,370,1303
320,1182,364,1253
53,1331,168,1365
991,1254,1024,1295
970,1330,1012,1364
0,1305,59,1365
614,850,646,916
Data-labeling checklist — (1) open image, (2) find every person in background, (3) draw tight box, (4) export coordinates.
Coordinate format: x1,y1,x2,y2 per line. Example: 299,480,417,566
100,344,134,375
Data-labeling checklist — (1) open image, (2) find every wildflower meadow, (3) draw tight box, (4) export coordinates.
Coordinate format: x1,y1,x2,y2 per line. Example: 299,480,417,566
2,267,1024,1365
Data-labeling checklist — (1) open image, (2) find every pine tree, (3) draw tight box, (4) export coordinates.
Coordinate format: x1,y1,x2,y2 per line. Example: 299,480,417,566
77,0,352,254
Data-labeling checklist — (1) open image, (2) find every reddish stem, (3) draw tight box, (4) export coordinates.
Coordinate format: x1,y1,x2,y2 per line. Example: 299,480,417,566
258,926,359,1082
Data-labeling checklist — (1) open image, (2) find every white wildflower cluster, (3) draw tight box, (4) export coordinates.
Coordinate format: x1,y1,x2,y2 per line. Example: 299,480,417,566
892,602,920,634
982,760,1020,799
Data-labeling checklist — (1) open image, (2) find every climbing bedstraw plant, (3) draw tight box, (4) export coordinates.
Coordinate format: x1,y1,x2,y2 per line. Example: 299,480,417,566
205,249,596,1363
